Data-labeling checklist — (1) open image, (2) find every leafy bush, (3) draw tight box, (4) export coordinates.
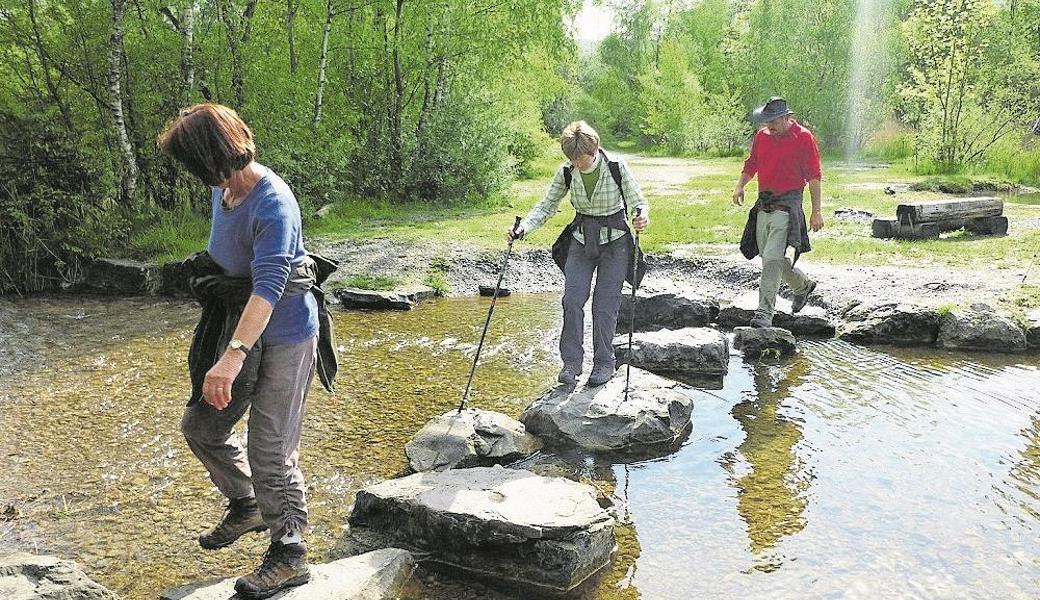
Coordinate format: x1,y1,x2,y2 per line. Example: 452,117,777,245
402,92,513,202
0,112,125,293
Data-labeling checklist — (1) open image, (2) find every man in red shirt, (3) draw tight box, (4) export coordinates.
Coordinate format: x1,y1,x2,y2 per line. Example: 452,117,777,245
732,97,824,328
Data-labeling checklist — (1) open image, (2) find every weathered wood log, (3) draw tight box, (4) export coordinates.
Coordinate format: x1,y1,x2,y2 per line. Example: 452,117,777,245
964,215,1009,235
895,197,1002,224
872,218,939,240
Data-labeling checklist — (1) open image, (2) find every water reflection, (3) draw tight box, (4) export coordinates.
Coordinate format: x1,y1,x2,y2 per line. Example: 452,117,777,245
723,360,810,571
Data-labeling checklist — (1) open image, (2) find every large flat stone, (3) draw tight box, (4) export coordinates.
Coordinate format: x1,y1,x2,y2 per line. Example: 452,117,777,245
839,301,939,347
613,327,728,377
717,291,834,337
81,258,160,296
335,286,436,310
938,304,1027,353
520,367,694,451
405,409,542,472
347,467,614,595
160,259,193,297
616,291,719,333
159,548,415,600
733,326,797,358
0,553,118,600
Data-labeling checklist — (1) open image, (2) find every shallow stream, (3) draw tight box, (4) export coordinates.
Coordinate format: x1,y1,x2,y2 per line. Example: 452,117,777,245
1,295,1038,598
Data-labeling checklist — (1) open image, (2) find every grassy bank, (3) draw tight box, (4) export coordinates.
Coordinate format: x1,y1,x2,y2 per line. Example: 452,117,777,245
129,154,1040,274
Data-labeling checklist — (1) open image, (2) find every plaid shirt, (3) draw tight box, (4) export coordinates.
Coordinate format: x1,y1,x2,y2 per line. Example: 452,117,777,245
521,154,649,245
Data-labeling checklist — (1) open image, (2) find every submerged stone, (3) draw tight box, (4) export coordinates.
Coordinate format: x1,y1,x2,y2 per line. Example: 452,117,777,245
839,301,940,347
520,367,694,451
615,290,719,333
717,291,834,337
937,303,1027,353
159,548,415,600
613,327,728,377
335,285,436,310
405,408,542,472
346,467,614,595
733,326,797,358
0,553,118,600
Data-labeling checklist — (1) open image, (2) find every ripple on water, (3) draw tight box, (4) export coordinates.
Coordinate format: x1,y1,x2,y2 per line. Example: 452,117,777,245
0,295,1039,599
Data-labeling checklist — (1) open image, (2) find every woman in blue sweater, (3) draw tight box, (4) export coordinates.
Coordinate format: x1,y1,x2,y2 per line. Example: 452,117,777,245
159,104,315,598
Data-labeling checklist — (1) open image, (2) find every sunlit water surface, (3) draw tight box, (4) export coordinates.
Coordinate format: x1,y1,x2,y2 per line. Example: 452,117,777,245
1,295,1038,599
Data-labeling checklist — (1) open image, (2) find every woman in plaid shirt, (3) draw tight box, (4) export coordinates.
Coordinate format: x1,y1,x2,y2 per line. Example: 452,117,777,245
508,121,649,387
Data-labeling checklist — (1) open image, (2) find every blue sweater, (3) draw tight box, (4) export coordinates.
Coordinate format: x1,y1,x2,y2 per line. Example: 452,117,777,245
207,166,318,345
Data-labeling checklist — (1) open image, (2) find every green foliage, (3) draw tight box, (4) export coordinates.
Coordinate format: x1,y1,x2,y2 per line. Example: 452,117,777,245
341,274,405,291
423,269,450,295
0,112,124,294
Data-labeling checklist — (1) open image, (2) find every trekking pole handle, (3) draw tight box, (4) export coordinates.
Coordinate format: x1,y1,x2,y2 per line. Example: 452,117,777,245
510,216,522,241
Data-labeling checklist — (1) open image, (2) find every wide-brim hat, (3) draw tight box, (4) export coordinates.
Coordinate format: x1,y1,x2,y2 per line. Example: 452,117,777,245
751,96,795,123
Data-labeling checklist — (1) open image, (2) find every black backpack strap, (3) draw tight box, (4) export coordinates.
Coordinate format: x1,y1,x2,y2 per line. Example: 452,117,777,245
563,165,573,189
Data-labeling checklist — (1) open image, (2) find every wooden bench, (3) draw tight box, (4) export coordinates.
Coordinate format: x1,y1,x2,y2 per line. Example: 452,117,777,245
872,197,1007,240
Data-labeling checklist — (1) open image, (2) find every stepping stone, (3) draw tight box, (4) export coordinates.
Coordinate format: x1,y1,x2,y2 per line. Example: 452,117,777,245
616,291,719,333
0,553,118,600
520,367,694,451
81,258,160,296
405,408,543,472
717,291,835,337
347,467,614,595
938,303,1027,353
613,327,728,378
839,301,940,347
335,285,436,310
478,284,511,297
733,326,797,358
160,259,193,297
159,548,415,600
1026,309,1040,350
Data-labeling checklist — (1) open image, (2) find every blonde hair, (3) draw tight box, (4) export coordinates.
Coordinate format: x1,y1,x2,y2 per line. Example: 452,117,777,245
560,121,600,161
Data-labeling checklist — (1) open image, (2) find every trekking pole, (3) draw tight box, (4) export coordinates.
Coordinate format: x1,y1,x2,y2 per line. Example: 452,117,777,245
623,209,642,405
457,216,522,414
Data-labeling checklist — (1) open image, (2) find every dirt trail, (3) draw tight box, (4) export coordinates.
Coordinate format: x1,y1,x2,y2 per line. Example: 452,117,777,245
317,155,1036,312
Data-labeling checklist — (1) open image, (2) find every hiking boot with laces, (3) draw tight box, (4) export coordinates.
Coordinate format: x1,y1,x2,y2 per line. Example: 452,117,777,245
198,496,267,550
790,280,817,313
234,540,310,599
749,312,773,328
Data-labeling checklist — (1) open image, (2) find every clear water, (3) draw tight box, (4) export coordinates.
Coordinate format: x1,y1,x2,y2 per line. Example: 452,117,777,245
1,295,1038,599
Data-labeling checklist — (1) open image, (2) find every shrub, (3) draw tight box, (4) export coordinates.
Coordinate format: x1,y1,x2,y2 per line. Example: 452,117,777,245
0,112,124,294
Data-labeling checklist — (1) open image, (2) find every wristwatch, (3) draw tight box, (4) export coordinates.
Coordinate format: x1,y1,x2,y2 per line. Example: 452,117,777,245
227,338,251,355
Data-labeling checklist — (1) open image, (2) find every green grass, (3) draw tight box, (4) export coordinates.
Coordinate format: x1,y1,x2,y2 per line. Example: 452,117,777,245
129,209,210,263
423,269,450,295
127,154,1040,274
340,274,404,290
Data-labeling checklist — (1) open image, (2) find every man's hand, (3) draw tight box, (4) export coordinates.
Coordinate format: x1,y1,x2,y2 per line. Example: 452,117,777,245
506,225,525,242
810,209,825,232
732,186,745,206
203,351,245,410
632,213,648,232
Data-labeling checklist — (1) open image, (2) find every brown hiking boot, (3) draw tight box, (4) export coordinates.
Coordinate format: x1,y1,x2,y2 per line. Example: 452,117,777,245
234,540,310,599
198,496,267,550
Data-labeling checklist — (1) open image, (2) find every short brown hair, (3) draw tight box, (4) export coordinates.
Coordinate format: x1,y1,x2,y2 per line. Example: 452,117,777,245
157,103,255,186
560,121,600,161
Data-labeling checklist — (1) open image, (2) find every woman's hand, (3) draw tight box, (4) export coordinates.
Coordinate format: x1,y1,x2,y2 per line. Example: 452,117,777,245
203,351,245,410
632,214,648,232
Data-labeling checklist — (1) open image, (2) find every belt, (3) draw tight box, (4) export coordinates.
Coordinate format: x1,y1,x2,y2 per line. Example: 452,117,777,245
761,203,790,213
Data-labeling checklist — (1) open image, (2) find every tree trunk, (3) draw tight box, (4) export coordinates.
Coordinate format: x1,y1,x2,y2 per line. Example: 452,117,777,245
313,0,333,124
108,0,138,200
389,0,406,173
220,0,257,109
181,0,198,103
287,0,300,74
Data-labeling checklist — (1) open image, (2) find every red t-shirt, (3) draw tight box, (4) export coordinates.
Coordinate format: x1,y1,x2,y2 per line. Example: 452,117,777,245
741,120,822,195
